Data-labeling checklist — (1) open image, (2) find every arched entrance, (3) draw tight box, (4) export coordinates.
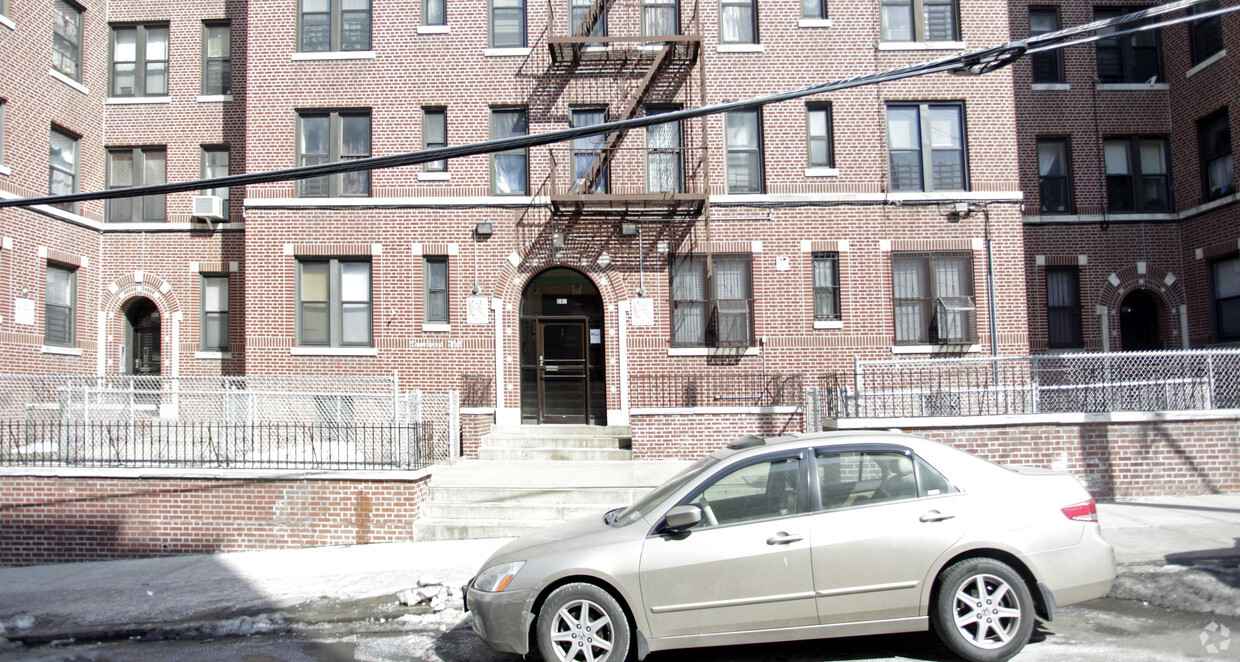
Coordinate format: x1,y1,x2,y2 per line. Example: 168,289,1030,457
520,268,606,425
1120,289,1163,351
126,298,162,376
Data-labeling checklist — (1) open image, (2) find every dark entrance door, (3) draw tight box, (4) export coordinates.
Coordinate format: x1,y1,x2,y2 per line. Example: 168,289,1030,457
537,319,589,423
127,298,162,376
1120,289,1163,351
520,268,606,425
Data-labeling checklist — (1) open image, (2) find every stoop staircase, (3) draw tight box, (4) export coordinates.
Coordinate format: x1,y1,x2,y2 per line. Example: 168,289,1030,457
414,425,687,540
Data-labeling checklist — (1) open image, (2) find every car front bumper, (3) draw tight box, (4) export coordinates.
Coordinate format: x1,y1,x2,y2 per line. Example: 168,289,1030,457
466,585,536,656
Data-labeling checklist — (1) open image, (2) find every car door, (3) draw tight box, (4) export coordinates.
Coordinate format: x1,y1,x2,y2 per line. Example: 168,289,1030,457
638,452,818,638
810,448,969,624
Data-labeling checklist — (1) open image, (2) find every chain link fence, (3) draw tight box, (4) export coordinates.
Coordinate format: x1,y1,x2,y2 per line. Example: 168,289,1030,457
0,375,460,470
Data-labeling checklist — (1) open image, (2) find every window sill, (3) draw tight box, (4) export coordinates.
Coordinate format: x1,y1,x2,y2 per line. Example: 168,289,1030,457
1094,82,1169,91
1186,49,1226,78
49,69,89,95
716,43,764,53
484,47,532,57
0,165,10,177
422,323,451,332
667,346,761,357
877,41,965,51
804,167,839,178
814,320,843,330
1030,83,1070,91
0,14,15,30
798,18,832,28
194,351,232,359
418,25,450,34
197,94,234,103
41,345,83,356
291,51,376,61
418,171,451,181
891,343,981,355
290,346,379,356
106,96,171,105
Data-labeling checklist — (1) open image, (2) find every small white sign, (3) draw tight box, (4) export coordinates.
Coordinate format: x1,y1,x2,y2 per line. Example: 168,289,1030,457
631,298,654,327
14,298,35,326
590,328,602,344
466,296,490,325
775,256,791,272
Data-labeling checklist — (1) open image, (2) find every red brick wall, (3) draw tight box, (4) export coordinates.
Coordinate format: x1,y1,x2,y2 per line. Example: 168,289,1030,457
0,474,428,566
460,411,493,458
631,411,805,458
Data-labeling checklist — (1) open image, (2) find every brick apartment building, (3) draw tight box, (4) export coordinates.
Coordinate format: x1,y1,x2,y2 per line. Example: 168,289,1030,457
0,0,1234,445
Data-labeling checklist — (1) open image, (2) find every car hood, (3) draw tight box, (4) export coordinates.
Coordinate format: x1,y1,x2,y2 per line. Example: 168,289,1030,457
483,511,636,567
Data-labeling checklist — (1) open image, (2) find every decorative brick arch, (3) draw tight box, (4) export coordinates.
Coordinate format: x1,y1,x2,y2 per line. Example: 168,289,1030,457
494,256,630,313
1092,263,1187,350
100,272,183,376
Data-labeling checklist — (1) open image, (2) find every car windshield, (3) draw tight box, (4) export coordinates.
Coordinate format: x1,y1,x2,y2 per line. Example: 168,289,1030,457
610,456,719,527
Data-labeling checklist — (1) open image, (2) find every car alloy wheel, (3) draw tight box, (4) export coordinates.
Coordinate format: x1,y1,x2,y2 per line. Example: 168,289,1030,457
537,583,631,662
932,558,1034,662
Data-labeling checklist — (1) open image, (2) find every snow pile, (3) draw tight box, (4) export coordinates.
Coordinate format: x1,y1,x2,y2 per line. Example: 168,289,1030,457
0,615,34,651
394,575,468,632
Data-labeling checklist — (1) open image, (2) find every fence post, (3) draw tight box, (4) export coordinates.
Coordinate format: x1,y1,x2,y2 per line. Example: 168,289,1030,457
1206,352,1216,410
1031,355,1041,415
449,390,461,461
853,355,863,418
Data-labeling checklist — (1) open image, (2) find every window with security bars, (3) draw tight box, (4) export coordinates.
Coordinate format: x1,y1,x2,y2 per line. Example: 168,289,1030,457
298,110,371,197
1094,6,1162,83
646,105,683,193
886,102,966,192
1212,254,1240,342
881,0,957,42
1046,266,1082,348
201,146,230,218
298,258,372,347
424,257,449,323
423,107,447,172
1198,109,1234,203
202,23,231,95
644,0,678,35
670,254,754,347
1029,7,1063,83
300,0,371,52
53,0,83,81
1037,136,1072,214
813,252,840,321
491,0,525,46
201,275,230,351
1104,135,1170,212
45,264,76,347
892,252,975,345
107,147,166,222
1190,0,1224,66
726,109,764,194
111,24,169,97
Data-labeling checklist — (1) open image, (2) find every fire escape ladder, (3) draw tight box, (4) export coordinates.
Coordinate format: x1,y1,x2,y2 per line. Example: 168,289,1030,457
574,0,616,40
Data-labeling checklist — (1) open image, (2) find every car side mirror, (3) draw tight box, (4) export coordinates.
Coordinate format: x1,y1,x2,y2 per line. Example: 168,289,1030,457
663,505,703,532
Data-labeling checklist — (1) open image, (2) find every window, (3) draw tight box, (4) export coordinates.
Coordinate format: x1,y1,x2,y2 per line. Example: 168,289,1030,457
571,107,607,193
570,0,606,40
685,456,801,527
0,99,6,167
1199,109,1234,202
202,146,230,217
802,0,826,20
202,23,231,95
1029,7,1063,83
300,0,371,52
646,105,683,194
1104,136,1170,212
1046,266,1082,348
425,0,446,26
107,147,166,222
670,253,753,347
45,264,76,347
53,0,83,81
111,24,168,97
817,451,918,510
1212,255,1240,342
298,259,372,347
892,251,975,345
725,109,763,194
1190,0,1224,66
201,275,230,351
644,0,678,35
298,110,371,197
423,107,447,172
490,0,525,47
881,0,957,42
720,0,756,44
424,257,449,323
49,127,78,212
1095,6,1162,83
813,252,840,322
491,107,528,195
887,102,966,192
1037,136,1072,214
807,104,834,168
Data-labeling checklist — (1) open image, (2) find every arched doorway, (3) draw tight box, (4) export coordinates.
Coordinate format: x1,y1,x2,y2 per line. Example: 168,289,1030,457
519,268,606,425
1120,289,1163,351
126,298,162,376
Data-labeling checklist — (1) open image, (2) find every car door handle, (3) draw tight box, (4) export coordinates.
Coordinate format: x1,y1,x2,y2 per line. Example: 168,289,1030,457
920,510,956,523
766,532,804,545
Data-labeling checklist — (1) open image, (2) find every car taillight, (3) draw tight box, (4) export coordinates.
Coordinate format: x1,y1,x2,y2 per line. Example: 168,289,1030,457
1062,500,1098,523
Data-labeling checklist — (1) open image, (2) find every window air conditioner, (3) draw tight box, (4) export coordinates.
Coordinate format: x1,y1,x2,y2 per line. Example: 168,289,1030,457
191,195,225,221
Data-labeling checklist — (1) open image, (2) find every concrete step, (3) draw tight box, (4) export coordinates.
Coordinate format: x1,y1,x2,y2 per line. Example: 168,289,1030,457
476,447,634,462
481,434,628,450
487,424,631,438
423,500,617,521
415,518,566,541
428,485,641,505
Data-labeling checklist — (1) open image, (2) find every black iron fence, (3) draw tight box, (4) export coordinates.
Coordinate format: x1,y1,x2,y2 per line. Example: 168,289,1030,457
632,373,803,408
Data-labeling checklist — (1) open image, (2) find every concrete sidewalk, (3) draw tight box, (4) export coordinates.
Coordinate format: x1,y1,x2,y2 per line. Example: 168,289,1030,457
1,495,1238,649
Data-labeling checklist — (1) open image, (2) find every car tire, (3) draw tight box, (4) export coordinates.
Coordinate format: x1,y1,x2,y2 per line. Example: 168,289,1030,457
931,557,1034,662
536,582,631,662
